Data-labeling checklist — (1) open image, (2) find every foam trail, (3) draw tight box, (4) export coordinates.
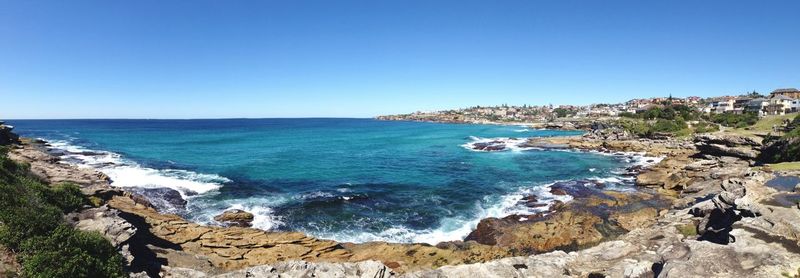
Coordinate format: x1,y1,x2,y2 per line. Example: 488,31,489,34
43,138,229,198
103,166,226,196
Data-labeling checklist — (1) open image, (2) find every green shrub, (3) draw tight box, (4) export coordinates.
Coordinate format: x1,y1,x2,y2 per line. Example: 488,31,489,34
694,122,720,133
710,112,758,128
641,107,662,120
0,177,63,250
635,104,702,121
45,183,87,213
651,119,686,133
788,114,800,131
619,119,651,137
0,150,124,277
20,225,124,278
618,117,696,138
553,108,574,118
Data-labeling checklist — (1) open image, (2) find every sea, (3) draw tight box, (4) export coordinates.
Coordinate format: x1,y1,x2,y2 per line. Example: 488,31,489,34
7,118,659,244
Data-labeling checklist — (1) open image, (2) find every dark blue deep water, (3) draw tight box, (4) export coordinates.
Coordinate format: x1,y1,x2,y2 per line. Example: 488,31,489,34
8,118,647,243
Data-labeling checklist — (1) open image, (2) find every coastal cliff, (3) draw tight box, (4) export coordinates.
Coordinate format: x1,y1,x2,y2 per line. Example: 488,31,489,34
2,122,800,277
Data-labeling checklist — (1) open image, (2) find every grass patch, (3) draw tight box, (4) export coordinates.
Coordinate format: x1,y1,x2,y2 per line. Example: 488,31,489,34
782,267,800,278
88,196,104,207
766,162,800,171
677,223,698,237
733,113,797,136
753,114,796,132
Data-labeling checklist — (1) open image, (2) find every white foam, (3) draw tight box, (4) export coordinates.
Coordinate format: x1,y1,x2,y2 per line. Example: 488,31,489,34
220,203,283,230
310,214,485,245
298,191,336,200
310,181,574,245
587,176,624,184
461,136,539,152
103,166,226,197
326,137,665,245
42,138,229,198
494,181,574,217
514,128,530,132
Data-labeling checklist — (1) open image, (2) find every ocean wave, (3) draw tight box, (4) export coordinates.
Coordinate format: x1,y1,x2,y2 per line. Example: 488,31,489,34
551,148,665,170
492,181,574,217
103,166,227,197
461,136,539,152
514,128,530,132
305,181,574,245
219,203,283,230
43,138,229,198
317,223,480,245
312,147,661,244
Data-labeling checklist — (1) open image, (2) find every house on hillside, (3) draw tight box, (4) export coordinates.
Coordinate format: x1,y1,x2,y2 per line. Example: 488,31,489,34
789,99,800,113
711,99,735,113
703,97,735,114
685,96,703,107
732,98,752,114
765,95,793,115
745,98,769,116
771,88,800,99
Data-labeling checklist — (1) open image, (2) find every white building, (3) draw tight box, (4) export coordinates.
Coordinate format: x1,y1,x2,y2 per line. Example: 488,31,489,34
746,98,769,116
705,99,735,114
790,99,800,113
765,95,793,115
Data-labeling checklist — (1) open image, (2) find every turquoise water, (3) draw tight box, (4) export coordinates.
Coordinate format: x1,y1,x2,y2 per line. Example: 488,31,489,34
9,118,646,244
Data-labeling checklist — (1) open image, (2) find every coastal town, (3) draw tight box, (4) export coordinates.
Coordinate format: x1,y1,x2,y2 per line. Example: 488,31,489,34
377,88,800,125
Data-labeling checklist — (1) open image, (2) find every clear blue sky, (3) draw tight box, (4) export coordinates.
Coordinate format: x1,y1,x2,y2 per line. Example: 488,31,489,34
1,1,798,119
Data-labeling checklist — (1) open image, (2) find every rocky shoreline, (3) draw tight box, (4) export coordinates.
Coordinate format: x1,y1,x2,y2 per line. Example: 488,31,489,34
4,124,800,277
375,117,594,131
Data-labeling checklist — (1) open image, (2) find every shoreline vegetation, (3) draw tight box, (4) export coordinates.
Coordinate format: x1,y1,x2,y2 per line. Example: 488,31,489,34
2,106,800,277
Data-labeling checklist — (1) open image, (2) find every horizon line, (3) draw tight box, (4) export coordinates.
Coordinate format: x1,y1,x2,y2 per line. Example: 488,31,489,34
4,116,377,121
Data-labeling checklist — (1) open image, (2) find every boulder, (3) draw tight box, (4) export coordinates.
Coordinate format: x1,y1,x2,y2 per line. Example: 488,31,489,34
464,217,510,245
635,169,669,188
0,124,20,145
213,209,255,227
127,187,187,213
695,143,758,160
65,205,137,247
465,210,606,253
688,178,752,244
472,141,506,151
694,134,761,160
609,207,658,231
694,134,761,147
549,187,568,196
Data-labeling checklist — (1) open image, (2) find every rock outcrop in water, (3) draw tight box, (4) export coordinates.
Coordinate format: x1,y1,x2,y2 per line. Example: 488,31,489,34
213,209,255,227
127,187,187,213
465,185,667,254
471,141,506,151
